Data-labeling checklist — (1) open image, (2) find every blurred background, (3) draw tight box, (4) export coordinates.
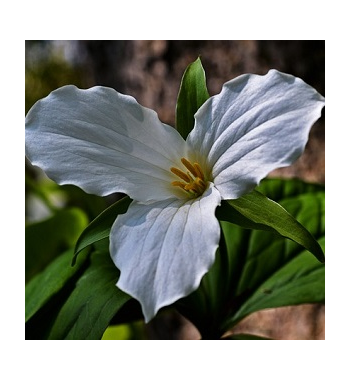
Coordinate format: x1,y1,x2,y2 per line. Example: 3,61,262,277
25,40,325,339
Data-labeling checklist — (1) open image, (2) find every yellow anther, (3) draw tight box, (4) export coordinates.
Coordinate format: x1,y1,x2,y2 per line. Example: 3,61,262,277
181,158,198,178
170,167,191,183
171,158,207,197
193,163,204,179
171,181,187,190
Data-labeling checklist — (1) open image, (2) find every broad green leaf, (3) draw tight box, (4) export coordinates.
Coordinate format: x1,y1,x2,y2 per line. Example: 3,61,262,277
73,196,132,264
26,208,89,282
220,190,325,332
217,190,324,263
48,251,131,339
216,200,272,232
175,57,210,139
230,192,325,296
25,249,88,322
231,239,325,325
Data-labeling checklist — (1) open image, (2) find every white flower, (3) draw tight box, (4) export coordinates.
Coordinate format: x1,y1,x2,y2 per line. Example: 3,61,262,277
25,70,325,322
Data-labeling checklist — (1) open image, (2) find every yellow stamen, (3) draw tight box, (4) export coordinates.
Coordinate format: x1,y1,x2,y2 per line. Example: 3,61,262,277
170,167,191,183
171,158,207,197
171,181,187,190
193,163,204,179
181,158,198,178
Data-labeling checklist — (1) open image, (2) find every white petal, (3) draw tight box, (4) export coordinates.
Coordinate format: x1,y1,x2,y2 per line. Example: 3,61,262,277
110,183,221,322
25,85,187,202
187,70,325,199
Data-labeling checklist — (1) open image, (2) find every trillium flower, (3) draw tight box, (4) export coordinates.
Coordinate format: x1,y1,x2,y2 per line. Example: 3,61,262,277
25,69,325,322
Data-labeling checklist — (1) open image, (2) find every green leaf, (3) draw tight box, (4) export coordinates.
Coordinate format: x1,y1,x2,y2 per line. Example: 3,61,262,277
217,190,324,263
25,249,88,322
48,251,131,339
216,200,271,232
231,240,325,325
73,196,132,264
175,57,210,139
26,208,89,282
220,189,325,332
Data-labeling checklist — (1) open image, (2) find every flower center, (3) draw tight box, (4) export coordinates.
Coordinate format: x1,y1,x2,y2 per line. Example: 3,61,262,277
170,158,207,197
